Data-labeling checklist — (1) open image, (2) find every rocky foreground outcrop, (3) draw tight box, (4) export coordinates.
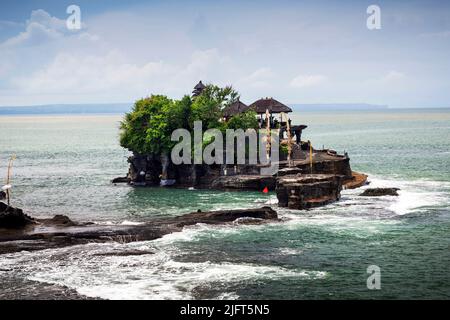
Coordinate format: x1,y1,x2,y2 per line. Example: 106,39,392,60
0,202,35,229
0,206,278,254
276,174,343,209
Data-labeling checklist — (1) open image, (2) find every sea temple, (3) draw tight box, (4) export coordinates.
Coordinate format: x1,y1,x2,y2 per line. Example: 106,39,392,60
118,81,368,210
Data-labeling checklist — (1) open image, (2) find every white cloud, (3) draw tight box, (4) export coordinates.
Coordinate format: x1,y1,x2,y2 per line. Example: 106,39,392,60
2,22,62,47
28,9,67,30
0,9,94,48
12,51,171,98
236,67,274,89
290,74,327,88
6,48,235,104
381,71,406,83
0,4,448,108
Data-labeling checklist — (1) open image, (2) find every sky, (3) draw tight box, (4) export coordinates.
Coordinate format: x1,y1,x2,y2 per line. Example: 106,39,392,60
0,0,450,108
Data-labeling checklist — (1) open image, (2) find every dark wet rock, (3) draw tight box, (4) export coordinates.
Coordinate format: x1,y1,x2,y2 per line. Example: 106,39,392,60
39,214,78,226
0,207,278,254
92,249,155,257
359,188,400,197
171,206,277,225
276,174,343,209
211,175,276,191
0,191,6,200
111,176,129,184
0,202,35,229
0,276,100,300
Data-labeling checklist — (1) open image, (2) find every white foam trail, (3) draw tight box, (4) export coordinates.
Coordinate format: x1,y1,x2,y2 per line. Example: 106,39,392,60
92,220,144,226
4,244,327,300
363,175,450,215
120,220,144,226
264,196,279,205
278,247,304,255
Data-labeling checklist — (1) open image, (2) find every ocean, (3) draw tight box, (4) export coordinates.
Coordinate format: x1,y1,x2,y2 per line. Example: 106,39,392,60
0,109,449,299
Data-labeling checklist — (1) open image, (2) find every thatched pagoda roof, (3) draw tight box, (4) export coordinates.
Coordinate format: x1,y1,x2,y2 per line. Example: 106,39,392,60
248,98,292,114
192,80,206,97
223,99,249,117
194,80,206,90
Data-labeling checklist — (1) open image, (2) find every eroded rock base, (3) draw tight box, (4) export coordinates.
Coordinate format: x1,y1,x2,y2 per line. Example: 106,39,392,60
276,174,343,209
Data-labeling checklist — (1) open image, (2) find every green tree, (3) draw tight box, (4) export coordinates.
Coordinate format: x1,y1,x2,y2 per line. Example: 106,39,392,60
120,83,242,156
120,95,174,154
225,110,259,130
190,84,239,129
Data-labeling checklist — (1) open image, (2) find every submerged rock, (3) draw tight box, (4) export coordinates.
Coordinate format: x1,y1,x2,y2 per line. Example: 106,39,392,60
111,176,129,184
0,202,34,229
359,188,400,197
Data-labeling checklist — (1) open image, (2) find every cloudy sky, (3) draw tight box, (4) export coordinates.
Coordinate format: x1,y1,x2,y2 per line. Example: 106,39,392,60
0,0,450,107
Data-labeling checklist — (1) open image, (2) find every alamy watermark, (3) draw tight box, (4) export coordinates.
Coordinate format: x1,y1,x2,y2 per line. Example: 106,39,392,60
367,5,381,30
66,5,81,30
171,121,280,176
367,265,381,290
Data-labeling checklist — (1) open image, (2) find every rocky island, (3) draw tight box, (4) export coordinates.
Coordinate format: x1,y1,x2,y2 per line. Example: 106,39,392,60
1,82,371,255
116,81,368,207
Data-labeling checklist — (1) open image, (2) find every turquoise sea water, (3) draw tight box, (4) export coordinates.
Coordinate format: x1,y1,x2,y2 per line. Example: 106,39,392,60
0,110,449,299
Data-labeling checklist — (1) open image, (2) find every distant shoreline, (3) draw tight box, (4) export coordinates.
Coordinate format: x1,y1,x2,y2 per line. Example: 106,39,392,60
0,113,125,117
1,103,449,116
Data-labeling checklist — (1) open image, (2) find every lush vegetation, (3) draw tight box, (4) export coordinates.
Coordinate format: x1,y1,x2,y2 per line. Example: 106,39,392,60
226,110,259,131
120,84,257,155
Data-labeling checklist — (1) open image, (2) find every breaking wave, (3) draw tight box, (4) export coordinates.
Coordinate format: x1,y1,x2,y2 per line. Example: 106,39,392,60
1,240,327,300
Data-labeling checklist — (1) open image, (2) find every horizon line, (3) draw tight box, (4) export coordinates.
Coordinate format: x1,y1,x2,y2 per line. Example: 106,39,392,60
1,102,450,109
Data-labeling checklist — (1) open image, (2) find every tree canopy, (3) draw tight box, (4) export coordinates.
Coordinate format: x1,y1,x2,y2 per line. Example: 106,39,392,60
226,110,259,131
119,83,257,155
120,95,176,155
